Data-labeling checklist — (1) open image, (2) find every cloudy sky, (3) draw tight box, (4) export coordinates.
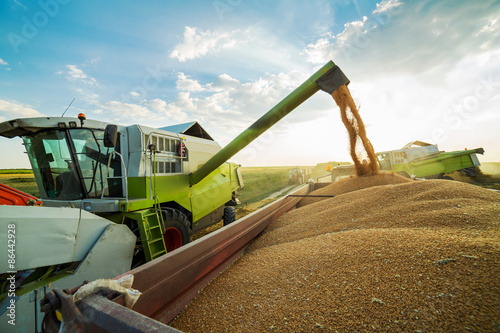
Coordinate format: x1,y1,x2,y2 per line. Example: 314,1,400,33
0,0,499,168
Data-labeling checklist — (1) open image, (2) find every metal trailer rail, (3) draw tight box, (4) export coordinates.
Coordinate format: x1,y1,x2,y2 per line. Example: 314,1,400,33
41,184,314,332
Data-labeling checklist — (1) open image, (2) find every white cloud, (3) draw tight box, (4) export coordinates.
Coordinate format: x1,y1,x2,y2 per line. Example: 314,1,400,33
176,73,205,92
0,58,11,71
13,0,27,10
163,68,321,144
0,99,44,121
59,64,100,105
65,65,98,86
170,26,238,62
145,98,187,121
373,0,402,14
100,101,153,118
304,0,500,80
75,88,99,105
95,98,188,125
207,73,240,92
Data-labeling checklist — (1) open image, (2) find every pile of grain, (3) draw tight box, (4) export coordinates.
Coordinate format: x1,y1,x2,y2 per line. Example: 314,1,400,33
170,177,500,332
297,172,412,207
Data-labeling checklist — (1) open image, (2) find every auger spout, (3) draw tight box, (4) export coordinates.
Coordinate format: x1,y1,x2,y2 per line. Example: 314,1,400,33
189,60,349,186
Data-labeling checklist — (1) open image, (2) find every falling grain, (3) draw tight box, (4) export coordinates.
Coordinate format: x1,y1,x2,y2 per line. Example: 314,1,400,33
332,85,378,177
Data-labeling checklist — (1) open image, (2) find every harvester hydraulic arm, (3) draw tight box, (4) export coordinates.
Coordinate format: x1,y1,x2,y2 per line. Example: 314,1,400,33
189,60,349,186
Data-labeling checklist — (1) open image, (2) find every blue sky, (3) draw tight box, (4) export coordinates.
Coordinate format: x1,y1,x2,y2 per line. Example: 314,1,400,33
1,0,499,168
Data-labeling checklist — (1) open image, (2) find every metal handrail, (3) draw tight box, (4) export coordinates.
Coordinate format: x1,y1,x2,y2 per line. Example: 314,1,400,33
316,173,333,183
101,151,128,201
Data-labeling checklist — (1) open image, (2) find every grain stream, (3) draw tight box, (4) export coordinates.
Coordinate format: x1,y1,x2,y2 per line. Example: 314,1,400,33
332,85,378,177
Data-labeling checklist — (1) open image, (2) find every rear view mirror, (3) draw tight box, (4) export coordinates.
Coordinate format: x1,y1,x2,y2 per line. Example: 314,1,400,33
104,125,118,148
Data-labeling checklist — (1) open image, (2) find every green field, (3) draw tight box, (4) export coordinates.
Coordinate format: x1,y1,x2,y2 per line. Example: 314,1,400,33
0,169,33,174
236,163,347,205
238,167,293,204
480,162,500,176
0,171,39,197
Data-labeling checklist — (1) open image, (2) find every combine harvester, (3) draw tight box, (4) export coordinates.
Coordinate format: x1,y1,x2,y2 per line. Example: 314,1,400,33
330,141,484,182
288,168,311,185
0,61,349,332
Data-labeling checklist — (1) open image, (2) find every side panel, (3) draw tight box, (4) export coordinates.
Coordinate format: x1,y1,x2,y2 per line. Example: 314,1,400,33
0,206,109,272
190,169,232,225
148,175,192,211
125,125,222,178
127,175,192,212
228,162,243,191
407,161,445,178
0,223,135,333
441,154,476,174
470,153,480,166
127,176,148,199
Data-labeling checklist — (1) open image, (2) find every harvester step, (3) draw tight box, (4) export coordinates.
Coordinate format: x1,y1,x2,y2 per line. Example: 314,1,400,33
151,251,167,258
147,225,161,230
148,237,164,244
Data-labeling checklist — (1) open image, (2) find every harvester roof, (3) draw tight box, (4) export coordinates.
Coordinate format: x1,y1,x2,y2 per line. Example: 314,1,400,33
159,121,213,141
402,141,434,149
0,117,108,138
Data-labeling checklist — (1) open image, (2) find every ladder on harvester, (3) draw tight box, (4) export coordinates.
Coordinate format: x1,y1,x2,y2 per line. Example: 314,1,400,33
124,142,168,262
126,208,167,261
142,208,167,261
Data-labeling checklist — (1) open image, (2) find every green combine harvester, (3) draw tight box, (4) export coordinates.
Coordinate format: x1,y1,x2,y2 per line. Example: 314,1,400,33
0,60,349,332
330,140,484,182
376,140,484,179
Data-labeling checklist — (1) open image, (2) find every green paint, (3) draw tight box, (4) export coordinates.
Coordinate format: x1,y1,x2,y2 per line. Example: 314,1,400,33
387,149,481,177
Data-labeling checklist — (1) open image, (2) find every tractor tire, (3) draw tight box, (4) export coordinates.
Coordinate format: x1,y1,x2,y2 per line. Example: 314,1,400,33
161,208,192,252
124,218,147,269
223,206,236,226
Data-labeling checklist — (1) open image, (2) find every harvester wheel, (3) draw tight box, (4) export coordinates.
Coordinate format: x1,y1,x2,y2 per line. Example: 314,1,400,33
440,175,454,180
223,206,236,226
161,208,192,252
